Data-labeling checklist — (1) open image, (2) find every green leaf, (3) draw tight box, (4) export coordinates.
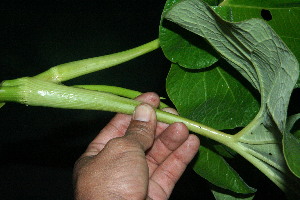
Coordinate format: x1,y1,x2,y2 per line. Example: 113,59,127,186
164,0,299,133
283,131,300,178
239,124,286,173
193,145,256,194
238,124,300,194
0,102,4,108
164,0,300,194
239,124,300,195
159,0,219,69
213,143,237,159
295,130,300,139
211,186,255,200
284,114,300,177
167,63,259,130
239,122,281,144
286,113,300,133
214,1,300,84
219,0,300,7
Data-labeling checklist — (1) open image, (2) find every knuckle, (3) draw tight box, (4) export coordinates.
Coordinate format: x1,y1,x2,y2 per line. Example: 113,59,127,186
105,137,138,152
128,123,154,142
128,123,152,136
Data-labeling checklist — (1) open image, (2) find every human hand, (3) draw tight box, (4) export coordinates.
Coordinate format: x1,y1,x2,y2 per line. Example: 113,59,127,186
73,93,200,200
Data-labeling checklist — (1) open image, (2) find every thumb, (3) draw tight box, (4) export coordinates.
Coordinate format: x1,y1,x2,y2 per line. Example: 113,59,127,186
124,103,157,151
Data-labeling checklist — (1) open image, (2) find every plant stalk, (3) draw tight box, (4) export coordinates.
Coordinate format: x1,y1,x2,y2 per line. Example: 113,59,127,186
33,39,160,83
0,77,233,146
73,85,169,109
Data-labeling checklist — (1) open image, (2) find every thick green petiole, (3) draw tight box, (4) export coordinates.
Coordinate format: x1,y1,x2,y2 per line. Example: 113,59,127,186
1,77,140,114
0,77,232,145
74,85,169,109
34,39,160,83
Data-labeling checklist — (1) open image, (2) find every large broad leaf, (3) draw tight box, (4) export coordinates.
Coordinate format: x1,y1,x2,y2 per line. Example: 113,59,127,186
159,0,219,69
231,122,300,195
164,0,299,132
164,0,300,194
213,0,300,84
161,0,300,82
167,63,259,130
193,145,256,194
239,124,287,174
237,123,300,191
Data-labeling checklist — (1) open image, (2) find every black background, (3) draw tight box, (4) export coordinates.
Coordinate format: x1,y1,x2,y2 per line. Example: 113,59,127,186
0,0,293,199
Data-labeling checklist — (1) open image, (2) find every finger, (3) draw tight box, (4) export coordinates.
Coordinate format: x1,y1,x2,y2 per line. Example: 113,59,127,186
148,135,200,199
124,104,157,151
82,92,160,157
155,108,178,137
146,122,189,176
100,92,160,141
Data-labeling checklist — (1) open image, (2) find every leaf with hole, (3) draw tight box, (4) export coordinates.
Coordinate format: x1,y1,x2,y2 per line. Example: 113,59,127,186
214,0,300,83
164,0,299,194
164,0,299,132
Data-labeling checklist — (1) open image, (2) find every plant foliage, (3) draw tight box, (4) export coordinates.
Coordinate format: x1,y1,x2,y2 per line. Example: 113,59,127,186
1,0,299,199
160,0,300,198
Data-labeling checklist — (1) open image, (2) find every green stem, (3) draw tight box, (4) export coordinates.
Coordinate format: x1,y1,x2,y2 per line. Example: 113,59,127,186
233,108,264,142
0,77,233,146
33,39,160,83
229,143,299,194
0,77,140,113
73,85,169,109
74,85,142,98
156,110,233,145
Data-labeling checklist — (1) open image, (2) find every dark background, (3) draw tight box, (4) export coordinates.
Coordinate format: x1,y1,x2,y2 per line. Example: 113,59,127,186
0,0,292,199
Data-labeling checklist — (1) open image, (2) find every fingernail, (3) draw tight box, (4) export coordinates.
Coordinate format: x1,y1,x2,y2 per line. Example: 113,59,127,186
133,104,153,122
